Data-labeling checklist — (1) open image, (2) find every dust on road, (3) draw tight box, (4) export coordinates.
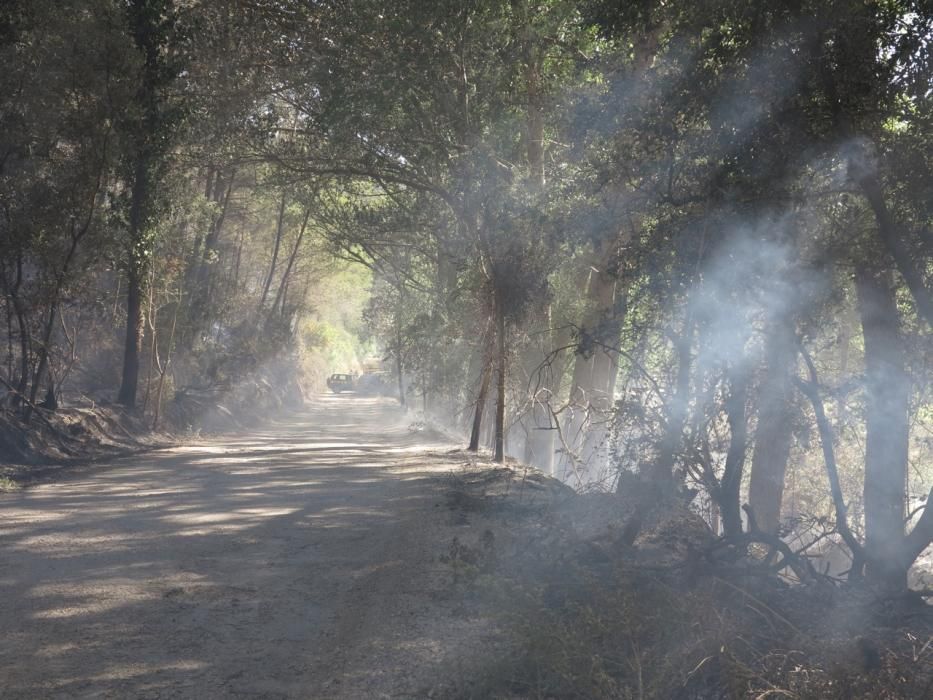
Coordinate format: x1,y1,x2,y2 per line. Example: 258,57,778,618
0,395,489,699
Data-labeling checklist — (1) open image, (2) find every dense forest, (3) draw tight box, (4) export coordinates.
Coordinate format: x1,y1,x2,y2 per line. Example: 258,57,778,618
1,1,933,694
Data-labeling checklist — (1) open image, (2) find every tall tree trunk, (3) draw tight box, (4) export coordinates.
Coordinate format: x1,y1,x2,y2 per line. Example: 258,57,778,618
200,168,235,272
120,0,167,409
26,305,59,420
855,265,910,589
142,269,158,413
652,312,695,486
468,317,495,451
395,292,406,408
469,364,492,451
258,192,287,311
836,302,857,427
461,348,482,435
270,206,310,321
118,263,144,408
719,367,750,538
153,297,178,430
514,0,545,190
3,290,12,387
118,150,149,409
201,168,236,268
578,290,627,473
395,348,405,408
189,167,236,330
747,315,797,533
522,307,568,475
233,229,244,290
26,221,86,420
560,251,621,479
4,257,31,405
494,300,507,463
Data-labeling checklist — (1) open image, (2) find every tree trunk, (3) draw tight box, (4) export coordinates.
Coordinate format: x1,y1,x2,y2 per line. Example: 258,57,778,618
3,257,31,407
494,301,506,463
118,148,149,409
856,171,933,328
118,263,144,408
153,298,178,430
271,206,310,321
560,253,622,479
747,315,797,533
208,168,234,251
719,367,750,538
3,289,12,388
25,305,59,420
395,296,406,408
468,316,495,451
579,299,626,470
259,192,287,311
462,333,487,433
142,270,158,413
521,307,569,475
26,223,85,421
469,363,492,451
198,166,236,306
796,346,866,580
652,312,694,486
836,302,857,427
855,265,910,589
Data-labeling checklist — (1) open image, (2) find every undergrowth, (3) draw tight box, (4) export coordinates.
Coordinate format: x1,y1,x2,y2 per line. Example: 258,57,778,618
440,479,933,700
465,561,933,699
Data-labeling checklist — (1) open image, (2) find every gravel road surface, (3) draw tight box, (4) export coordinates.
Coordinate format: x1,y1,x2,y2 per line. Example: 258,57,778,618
0,395,487,699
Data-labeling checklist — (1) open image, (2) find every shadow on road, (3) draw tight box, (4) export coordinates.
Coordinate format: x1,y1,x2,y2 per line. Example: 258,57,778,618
0,395,464,698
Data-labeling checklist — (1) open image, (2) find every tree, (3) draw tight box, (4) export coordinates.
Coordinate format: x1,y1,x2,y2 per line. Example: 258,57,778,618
116,0,183,408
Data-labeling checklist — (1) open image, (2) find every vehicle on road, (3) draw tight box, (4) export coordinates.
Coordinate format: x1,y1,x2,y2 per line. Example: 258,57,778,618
326,373,356,393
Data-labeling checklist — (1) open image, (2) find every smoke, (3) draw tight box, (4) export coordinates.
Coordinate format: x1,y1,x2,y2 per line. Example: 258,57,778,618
689,213,823,376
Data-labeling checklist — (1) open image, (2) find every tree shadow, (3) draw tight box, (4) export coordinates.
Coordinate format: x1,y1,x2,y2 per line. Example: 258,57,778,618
0,396,456,698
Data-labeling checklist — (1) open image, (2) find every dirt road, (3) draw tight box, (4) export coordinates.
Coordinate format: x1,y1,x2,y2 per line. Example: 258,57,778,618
0,395,489,699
